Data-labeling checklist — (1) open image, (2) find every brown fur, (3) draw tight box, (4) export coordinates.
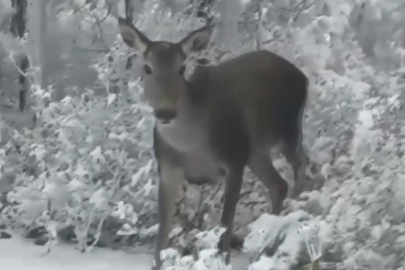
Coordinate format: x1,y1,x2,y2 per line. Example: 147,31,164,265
118,18,309,270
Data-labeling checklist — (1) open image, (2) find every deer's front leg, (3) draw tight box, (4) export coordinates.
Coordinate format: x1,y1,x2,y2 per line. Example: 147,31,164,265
218,167,244,264
153,162,183,270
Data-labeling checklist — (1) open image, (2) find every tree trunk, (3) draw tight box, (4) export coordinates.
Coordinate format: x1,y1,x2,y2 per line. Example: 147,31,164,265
215,0,242,50
10,0,29,112
38,0,48,89
27,0,48,89
125,0,134,70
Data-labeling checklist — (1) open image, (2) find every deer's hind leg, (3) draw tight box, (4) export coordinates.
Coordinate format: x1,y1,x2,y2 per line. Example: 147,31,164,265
248,151,288,215
280,118,309,198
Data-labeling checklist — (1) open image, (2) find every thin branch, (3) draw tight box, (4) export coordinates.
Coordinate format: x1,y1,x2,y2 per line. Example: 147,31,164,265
292,0,315,23
75,46,110,53
8,52,35,86
262,38,276,45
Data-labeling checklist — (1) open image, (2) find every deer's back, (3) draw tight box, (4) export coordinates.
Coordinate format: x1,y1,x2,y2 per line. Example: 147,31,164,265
190,50,308,149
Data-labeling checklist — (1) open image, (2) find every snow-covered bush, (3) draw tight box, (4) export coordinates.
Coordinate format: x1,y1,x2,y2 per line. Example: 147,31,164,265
0,4,159,245
0,74,158,250
1,0,405,269
0,0,225,252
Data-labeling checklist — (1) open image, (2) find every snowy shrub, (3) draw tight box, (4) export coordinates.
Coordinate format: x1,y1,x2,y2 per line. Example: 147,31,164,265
1,0,405,269
0,0,224,252
0,75,159,249
244,213,324,270
158,227,232,270
0,7,159,245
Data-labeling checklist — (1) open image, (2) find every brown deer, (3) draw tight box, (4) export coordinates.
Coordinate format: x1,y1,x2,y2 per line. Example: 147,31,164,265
118,17,309,269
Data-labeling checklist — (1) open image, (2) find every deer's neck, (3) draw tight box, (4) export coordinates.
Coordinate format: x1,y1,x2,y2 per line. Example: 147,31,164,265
156,68,212,152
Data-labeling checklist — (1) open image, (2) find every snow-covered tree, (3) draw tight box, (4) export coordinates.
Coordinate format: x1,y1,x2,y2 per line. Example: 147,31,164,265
1,0,405,269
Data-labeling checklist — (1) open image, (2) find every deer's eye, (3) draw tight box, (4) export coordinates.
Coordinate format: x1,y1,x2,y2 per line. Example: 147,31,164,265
144,65,152,75
179,65,186,76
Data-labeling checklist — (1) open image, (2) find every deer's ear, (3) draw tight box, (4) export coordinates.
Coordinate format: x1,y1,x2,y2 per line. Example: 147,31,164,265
118,17,150,53
179,25,213,55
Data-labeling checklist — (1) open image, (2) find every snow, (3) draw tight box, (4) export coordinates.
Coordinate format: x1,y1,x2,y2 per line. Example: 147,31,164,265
0,236,151,270
0,235,250,270
243,211,323,270
2,1,405,269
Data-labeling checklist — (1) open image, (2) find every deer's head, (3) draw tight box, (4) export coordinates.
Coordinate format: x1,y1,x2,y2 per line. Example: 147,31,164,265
118,18,212,124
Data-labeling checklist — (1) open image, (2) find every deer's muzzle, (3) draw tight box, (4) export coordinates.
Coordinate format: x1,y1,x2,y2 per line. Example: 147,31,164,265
154,109,177,124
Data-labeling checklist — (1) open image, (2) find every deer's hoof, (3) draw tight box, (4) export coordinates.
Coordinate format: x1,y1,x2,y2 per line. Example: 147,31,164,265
217,233,244,251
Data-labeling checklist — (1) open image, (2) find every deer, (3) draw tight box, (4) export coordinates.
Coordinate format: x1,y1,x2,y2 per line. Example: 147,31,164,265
118,17,309,270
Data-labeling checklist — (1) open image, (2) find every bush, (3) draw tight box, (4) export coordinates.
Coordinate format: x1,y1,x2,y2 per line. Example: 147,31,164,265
1,0,405,269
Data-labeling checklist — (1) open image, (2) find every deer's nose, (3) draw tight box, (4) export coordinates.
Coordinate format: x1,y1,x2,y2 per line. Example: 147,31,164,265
155,109,177,124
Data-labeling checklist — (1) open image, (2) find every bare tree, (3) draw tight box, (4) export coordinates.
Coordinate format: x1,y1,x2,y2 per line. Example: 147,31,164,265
26,0,48,89
125,0,133,21
215,0,243,50
10,0,29,112
125,0,134,70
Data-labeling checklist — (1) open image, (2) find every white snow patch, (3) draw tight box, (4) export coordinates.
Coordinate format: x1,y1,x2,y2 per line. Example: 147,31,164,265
243,210,310,257
243,211,326,270
0,235,151,270
0,235,249,270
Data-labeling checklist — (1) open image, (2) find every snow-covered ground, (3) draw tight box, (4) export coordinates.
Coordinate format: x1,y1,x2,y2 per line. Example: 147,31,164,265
2,1,405,270
0,235,250,270
0,235,151,270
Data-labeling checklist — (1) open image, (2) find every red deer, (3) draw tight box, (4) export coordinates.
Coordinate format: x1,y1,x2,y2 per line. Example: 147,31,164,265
118,18,309,269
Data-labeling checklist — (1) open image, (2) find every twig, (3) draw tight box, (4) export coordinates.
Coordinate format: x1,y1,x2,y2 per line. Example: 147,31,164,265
75,46,110,53
196,187,207,229
8,52,35,86
255,2,263,51
262,38,276,45
292,0,315,23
